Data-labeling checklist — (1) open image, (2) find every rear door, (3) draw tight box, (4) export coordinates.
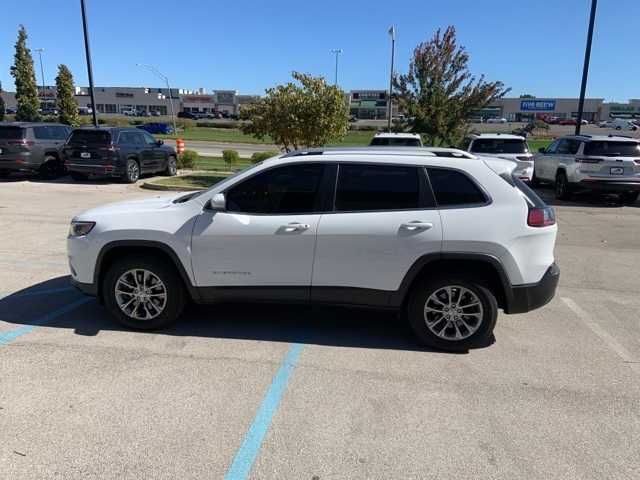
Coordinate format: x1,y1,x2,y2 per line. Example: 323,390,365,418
535,139,559,180
311,163,442,303
131,131,155,172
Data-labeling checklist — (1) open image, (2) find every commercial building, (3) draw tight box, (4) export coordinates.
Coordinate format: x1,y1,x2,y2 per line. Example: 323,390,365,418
348,90,398,120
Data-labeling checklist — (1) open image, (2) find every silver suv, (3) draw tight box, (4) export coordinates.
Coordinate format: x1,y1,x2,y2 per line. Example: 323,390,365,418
0,122,72,179
533,135,640,203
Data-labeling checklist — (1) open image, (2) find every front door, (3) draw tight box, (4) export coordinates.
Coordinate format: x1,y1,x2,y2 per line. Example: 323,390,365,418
311,163,442,303
140,131,164,171
191,162,329,301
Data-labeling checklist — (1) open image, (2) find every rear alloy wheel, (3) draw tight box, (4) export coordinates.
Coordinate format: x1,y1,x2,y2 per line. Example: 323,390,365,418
555,171,572,200
123,158,140,183
164,155,177,176
39,156,64,180
620,191,639,205
103,256,185,330
407,277,497,351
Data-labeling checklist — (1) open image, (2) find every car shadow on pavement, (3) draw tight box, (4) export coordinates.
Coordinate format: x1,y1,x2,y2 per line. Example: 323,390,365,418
0,276,493,353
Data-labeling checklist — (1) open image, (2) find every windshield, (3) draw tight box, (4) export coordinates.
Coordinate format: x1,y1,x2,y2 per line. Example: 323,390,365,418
0,126,25,140
68,130,111,145
470,138,528,154
370,137,422,147
584,141,640,157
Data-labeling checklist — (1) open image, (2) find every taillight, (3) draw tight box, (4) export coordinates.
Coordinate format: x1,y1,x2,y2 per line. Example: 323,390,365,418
575,156,602,163
99,143,117,152
516,155,532,161
634,159,640,165
8,139,35,150
528,207,556,227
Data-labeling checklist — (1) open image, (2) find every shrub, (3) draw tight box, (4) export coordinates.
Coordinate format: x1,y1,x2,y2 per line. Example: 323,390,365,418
222,149,240,170
178,149,198,169
250,150,280,163
177,118,195,130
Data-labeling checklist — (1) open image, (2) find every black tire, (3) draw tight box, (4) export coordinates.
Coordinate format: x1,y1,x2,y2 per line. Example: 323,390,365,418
39,156,64,180
0,169,10,179
164,155,177,176
555,170,572,200
70,171,88,181
620,191,639,205
123,158,140,183
407,276,498,351
103,255,186,330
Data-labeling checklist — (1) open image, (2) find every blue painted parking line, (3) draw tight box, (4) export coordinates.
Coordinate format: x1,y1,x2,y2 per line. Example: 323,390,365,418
0,297,93,346
224,343,304,480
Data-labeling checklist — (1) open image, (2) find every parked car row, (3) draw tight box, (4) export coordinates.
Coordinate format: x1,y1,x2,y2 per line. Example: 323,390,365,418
0,122,177,183
177,111,233,120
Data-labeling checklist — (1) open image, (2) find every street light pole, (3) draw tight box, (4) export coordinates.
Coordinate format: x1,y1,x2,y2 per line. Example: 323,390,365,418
576,0,598,135
387,25,396,132
34,48,45,101
330,49,342,86
80,0,98,127
137,64,177,136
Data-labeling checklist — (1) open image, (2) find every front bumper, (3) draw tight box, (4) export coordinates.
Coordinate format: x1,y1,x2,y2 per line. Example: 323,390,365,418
505,263,560,314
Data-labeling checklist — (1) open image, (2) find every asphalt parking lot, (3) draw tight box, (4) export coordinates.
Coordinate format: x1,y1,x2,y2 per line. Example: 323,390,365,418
1,177,639,479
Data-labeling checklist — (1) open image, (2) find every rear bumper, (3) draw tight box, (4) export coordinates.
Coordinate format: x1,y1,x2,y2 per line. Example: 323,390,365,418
578,179,640,192
505,263,560,314
66,163,124,177
0,154,40,171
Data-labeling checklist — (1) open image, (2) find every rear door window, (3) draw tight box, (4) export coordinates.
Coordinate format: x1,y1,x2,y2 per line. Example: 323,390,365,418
427,168,488,206
335,164,425,211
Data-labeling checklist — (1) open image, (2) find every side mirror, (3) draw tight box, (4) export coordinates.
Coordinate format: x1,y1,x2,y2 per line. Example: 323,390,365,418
156,139,164,146
538,147,546,153
206,193,226,211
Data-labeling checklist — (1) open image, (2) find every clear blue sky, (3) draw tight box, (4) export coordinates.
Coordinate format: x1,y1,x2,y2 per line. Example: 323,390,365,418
0,0,636,101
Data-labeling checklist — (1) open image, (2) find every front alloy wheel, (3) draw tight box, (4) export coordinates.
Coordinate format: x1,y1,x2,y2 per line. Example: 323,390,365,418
103,256,185,329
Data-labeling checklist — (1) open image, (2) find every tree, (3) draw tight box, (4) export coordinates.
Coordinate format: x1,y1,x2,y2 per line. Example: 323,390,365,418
241,72,349,151
0,82,5,121
55,64,80,126
10,25,40,122
393,26,510,146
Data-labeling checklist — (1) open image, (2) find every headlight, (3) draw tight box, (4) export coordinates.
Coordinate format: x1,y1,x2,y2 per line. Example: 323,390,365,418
69,221,96,237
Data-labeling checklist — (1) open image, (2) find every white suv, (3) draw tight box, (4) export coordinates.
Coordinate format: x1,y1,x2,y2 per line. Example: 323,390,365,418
369,132,423,147
533,135,640,203
465,133,534,182
68,148,559,351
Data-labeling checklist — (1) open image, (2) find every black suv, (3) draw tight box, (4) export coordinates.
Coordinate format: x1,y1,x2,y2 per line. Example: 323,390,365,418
0,123,72,179
63,127,178,183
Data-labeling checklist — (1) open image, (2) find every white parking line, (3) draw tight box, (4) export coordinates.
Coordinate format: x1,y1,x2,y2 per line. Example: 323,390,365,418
562,297,639,374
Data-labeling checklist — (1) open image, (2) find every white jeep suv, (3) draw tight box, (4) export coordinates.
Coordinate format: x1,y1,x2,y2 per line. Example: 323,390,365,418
533,135,640,203
68,148,559,351
465,133,534,182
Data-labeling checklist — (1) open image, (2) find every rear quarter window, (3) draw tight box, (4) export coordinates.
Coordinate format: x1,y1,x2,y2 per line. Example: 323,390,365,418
427,168,488,206
0,127,25,140
584,141,640,157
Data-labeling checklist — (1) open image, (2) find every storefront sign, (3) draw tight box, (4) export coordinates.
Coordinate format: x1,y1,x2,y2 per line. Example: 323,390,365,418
520,100,556,111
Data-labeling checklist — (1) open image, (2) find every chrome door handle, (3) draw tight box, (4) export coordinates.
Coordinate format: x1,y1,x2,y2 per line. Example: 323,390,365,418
400,221,433,231
283,222,310,232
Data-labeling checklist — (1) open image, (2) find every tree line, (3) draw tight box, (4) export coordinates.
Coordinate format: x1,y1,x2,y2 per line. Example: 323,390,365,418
1,25,79,125
1,24,508,148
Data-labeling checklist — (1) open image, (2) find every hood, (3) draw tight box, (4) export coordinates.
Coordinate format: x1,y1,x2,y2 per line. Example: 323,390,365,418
73,192,190,220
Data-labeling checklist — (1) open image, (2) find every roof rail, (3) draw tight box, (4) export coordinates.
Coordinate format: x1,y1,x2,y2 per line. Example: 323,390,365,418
281,147,440,158
608,134,634,139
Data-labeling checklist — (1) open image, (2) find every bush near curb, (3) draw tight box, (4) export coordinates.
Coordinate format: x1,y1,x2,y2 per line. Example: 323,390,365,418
178,149,198,169
222,149,240,169
250,150,280,163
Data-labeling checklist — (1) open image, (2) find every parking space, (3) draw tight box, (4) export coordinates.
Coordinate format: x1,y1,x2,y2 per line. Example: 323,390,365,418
1,178,639,479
